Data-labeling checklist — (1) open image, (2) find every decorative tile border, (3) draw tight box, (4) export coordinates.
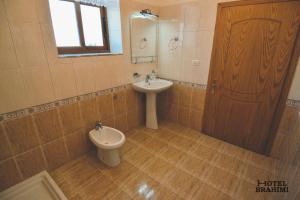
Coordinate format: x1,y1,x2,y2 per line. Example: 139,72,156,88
287,99,300,108
162,78,300,108
0,84,131,122
161,78,207,89
0,79,298,122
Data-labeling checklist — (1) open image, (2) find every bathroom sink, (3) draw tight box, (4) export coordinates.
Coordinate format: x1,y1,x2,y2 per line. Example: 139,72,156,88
132,79,173,93
132,78,173,129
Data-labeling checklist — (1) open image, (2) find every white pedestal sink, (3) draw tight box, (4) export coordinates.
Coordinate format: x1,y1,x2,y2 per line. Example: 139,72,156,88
132,79,173,129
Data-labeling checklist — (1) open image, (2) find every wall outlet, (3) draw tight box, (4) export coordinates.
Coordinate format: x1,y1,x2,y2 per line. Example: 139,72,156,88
192,59,201,66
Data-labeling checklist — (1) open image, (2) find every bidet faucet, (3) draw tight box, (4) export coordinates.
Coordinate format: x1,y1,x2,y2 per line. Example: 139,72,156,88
95,121,103,130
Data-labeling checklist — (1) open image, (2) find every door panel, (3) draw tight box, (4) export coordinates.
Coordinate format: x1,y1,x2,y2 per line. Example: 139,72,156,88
203,0,300,154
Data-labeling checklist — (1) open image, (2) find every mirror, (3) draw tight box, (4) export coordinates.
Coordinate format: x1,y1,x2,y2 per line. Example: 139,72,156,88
129,10,158,64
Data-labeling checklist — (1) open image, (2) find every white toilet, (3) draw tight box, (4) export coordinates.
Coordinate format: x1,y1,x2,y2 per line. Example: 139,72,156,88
89,126,126,167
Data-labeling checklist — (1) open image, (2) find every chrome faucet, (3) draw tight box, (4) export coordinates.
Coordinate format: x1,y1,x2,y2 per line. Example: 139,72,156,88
95,121,103,130
145,74,151,85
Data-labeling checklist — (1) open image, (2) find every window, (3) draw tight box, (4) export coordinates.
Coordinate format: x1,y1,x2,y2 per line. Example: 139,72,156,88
49,0,110,55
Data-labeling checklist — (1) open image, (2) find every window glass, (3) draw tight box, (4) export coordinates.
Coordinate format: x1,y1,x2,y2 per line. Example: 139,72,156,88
49,0,80,47
80,4,104,46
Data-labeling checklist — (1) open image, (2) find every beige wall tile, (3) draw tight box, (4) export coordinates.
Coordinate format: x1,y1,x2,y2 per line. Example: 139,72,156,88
97,94,114,119
35,0,52,24
196,30,214,61
0,1,8,28
179,85,192,107
192,62,210,84
0,124,12,161
15,147,46,178
126,89,138,111
80,98,100,128
109,64,128,87
94,62,113,91
182,2,201,32
190,109,203,131
73,62,96,95
59,103,83,135
0,0,158,115
102,117,115,128
0,27,19,69
278,106,299,135
168,103,178,122
289,60,300,100
178,106,190,127
127,109,139,130
113,91,127,115
115,113,128,133
168,84,180,105
4,0,38,24
182,31,198,58
21,67,55,106
4,116,39,155
49,63,78,100
11,23,47,67
0,69,28,114
191,87,206,111
40,23,73,65
34,108,63,144
65,130,88,159
43,138,69,170
0,158,22,191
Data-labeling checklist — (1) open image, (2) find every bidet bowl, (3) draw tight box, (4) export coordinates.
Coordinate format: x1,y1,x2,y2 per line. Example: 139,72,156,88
89,126,126,167
89,126,126,150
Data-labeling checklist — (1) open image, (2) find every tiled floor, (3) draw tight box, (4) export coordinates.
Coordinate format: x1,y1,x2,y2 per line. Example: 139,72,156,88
51,121,277,200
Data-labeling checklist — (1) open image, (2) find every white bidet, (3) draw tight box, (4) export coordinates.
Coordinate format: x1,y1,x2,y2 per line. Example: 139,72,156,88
89,126,126,167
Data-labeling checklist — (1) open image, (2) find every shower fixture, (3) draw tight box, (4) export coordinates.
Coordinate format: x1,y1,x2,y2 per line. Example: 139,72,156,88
140,9,159,18
168,36,180,52
131,9,159,20
139,38,147,49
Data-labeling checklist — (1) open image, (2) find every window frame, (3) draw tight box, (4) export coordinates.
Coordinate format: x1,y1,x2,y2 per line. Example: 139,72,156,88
56,0,110,54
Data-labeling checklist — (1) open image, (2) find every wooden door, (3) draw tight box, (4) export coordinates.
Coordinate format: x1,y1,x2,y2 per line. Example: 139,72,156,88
203,0,300,154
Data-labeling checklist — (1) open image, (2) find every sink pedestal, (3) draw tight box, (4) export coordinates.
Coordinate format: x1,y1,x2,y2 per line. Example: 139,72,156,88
146,92,158,129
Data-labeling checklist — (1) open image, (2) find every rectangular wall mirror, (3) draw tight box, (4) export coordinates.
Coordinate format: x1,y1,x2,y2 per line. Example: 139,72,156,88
129,10,158,64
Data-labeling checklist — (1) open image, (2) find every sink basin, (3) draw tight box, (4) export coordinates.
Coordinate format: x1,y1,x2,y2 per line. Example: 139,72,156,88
132,79,173,93
132,78,173,129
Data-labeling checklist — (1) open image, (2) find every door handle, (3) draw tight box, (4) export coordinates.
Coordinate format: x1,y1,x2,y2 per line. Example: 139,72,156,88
211,80,217,94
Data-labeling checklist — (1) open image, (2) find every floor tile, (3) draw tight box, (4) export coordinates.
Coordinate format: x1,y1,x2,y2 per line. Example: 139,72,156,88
150,128,177,142
100,160,138,184
206,166,241,196
124,147,153,168
168,135,197,151
178,154,213,180
142,137,168,153
128,131,152,145
142,156,173,181
158,145,187,164
191,143,218,162
214,153,247,176
192,183,233,200
120,170,159,198
243,164,274,184
163,168,203,198
50,157,101,198
48,121,286,200
237,180,273,200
